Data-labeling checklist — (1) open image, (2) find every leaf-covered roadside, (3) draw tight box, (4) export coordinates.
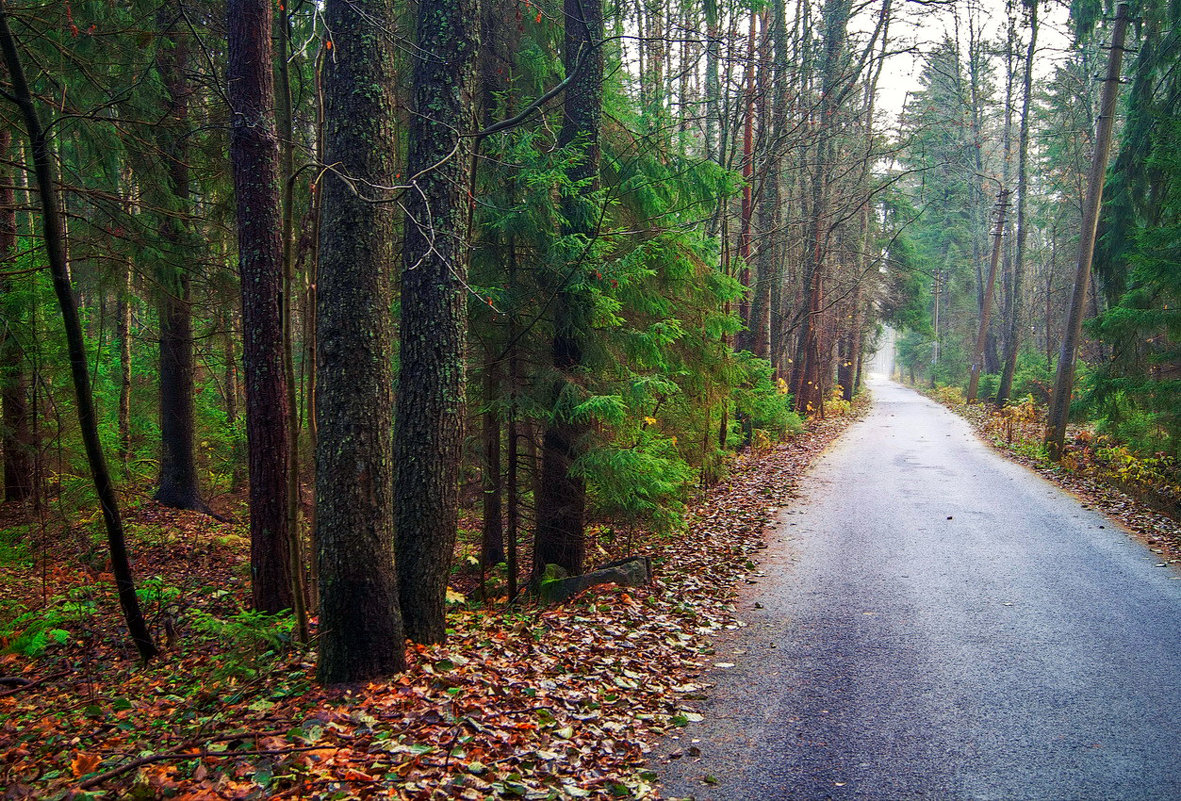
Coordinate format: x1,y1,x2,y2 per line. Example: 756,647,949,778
0,407,862,800
932,390,1181,566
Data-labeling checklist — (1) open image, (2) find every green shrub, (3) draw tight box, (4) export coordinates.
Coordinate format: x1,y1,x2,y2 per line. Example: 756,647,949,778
731,352,803,438
975,372,1000,401
576,431,693,534
1090,388,1175,459
188,606,297,682
0,523,32,569
1,586,98,656
934,384,966,406
190,607,295,656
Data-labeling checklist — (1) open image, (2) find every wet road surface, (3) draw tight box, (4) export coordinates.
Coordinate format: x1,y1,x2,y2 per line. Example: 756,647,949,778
657,378,1181,800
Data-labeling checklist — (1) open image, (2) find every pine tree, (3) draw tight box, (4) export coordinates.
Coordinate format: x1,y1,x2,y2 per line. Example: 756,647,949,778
534,0,605,578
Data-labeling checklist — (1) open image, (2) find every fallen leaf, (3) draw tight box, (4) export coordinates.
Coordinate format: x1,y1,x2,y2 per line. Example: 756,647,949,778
71,752,101,777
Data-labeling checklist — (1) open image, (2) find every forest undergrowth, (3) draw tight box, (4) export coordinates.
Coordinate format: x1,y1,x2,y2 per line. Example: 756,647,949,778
930,387,1181,567
0,401,865,800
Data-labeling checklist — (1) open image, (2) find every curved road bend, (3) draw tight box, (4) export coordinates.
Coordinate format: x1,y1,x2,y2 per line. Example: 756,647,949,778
658,378,1181,801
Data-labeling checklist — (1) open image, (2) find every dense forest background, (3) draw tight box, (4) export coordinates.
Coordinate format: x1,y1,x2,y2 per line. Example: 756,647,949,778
0,0,1177,674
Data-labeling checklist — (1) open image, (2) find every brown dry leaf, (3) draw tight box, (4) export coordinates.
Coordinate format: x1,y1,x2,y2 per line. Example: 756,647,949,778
70,751,101,777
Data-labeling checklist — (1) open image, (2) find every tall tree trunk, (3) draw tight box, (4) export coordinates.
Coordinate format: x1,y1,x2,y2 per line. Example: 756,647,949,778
736,12,757,348
117,173,135,470
306,44,327,611
227,0,293,614
704,0,726,447
222,306,245,492
793,0,851,416
997,1,1037,406
967,11,988,335
841,3,890,400
642,0,664,127
222,308,239,428
481,353,504,569
971,12,1000,374
1046,3,1129,458
476,0,516,581
117,259,132,470
703,0,720,172
996,6,1018,377
533,0,604,578
154,12,210,514
394,0,479,643
0,8,156,661
156,274,204,509
837,284,861,401
0,128,31,502
506,251,521,600
967,190,1011,402
316,0,405,682
274,2,308,643
751,3,787,362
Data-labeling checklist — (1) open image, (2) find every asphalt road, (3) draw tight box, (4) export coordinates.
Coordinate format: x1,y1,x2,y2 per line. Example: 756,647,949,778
658,378,1181,801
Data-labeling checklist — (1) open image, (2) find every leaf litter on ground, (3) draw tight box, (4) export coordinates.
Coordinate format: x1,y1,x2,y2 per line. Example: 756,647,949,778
0,406,863,800
943,397,1181,565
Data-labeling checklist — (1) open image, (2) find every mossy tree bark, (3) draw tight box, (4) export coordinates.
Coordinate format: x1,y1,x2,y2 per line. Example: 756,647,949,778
533,0,604,578
315,0,406,683
393,0,480,644
227,0,293,614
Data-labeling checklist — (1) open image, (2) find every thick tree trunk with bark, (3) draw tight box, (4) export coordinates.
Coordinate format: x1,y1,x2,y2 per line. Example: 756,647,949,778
316,0,406,682
533,0,604,579
227,0,293,614
394,0,479,644
156,276,204,510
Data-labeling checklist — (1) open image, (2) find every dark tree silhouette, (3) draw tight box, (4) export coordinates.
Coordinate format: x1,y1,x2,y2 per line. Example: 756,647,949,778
227,0,294,613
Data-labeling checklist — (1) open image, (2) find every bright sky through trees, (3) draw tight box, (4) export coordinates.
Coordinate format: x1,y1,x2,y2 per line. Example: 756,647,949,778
871,0,1072,119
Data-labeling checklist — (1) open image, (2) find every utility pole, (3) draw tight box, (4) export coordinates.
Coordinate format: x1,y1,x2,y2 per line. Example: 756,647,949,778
931,267,940,385
1045,2,1130,458
967,188,1011,402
